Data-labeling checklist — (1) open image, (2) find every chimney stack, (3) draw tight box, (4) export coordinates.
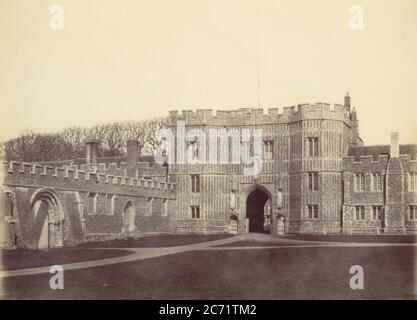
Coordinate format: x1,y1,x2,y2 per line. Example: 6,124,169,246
85,139,99,164
344,92,351,111
127,140,139,169
390,132,399,158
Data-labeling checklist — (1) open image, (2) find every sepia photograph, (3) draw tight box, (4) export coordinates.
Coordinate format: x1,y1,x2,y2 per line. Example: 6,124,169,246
0,0,416,307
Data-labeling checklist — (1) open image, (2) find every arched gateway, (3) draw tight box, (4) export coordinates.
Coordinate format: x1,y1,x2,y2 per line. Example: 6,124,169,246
31,188,64,249
122,201,136,233
245,186,272,233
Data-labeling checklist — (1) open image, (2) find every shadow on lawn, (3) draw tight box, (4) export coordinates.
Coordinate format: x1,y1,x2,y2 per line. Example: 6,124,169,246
281,234,417,243
0,248,132,271
78,234,233,248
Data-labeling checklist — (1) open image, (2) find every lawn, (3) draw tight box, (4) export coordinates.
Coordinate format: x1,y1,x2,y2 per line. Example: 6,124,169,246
1,234,233,272
216,241,302,247
2,245,415,299
79,234,233,248
0,248,132,271
282,234,417,243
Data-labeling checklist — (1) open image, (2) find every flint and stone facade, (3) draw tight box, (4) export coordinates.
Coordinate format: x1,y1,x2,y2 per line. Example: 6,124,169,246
168,95,417,234
168,94,365,234
1,94,416,249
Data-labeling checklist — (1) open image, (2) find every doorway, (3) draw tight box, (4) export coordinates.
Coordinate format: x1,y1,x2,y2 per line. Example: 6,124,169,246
246,188,271,233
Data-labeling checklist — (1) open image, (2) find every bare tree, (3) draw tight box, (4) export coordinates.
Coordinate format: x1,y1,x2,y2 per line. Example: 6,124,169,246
145,117,168,153
5,130,36,161
122,120,148,155
87,124,107,141
59,127,88,159
3,117,168,162
0,140,5,161
4,130,68,162
88,122,125,157
29,133,57,161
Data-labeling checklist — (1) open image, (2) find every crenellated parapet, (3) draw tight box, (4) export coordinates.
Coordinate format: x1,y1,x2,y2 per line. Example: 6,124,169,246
343,154,390,169
79,161,167,177
168,103,354,127
2,161,176,197
399,154,417,165
343,152,417,172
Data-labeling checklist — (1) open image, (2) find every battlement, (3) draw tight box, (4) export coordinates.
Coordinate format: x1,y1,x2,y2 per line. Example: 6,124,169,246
399,154,417,163
344,154,390,165
78,161,167,177
343,154,417,164
2,161,176,194
168,103,352,126
343,153,417,168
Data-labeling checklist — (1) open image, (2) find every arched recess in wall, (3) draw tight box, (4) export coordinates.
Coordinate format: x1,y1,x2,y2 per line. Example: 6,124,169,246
74,191,86,234
30,188,64,249
122,200,136,233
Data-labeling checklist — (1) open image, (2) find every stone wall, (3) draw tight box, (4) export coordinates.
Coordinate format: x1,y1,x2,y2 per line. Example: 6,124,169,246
0,161,176,249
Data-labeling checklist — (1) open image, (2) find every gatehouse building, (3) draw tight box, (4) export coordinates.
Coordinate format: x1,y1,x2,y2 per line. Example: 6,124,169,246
1,94,416,249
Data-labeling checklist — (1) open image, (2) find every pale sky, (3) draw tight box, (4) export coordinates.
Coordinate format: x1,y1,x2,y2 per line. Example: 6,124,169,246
0,0,416,145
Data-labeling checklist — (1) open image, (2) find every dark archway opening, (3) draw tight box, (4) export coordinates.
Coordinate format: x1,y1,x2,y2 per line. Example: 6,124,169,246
246,188,270,233
31,190,63,249
123,201,136,233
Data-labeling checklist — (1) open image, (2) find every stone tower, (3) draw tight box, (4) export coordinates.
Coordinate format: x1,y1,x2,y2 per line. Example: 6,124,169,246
167,95,362,234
